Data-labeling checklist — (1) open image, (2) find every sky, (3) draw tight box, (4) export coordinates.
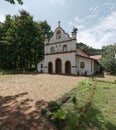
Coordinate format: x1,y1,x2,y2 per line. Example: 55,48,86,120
0,0,116,49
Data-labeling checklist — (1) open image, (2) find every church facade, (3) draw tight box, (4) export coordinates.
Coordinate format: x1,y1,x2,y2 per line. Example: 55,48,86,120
37,22,99,76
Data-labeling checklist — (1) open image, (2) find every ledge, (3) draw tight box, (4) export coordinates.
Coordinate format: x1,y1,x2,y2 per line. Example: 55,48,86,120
45,50,76,55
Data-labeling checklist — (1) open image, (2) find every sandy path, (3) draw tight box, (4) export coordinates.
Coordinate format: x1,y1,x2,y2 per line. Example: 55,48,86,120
0,74,86,102
93,73,116,81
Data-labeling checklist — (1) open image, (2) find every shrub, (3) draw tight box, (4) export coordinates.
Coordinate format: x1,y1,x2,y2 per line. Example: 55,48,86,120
47,101,61,112
51,109,67,121
46,101,68,128
72,95,77,104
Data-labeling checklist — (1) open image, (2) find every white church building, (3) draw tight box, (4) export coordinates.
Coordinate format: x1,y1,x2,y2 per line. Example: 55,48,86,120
37,22,100,76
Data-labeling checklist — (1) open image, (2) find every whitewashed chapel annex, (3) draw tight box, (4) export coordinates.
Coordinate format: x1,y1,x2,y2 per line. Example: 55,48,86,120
37,22,100,75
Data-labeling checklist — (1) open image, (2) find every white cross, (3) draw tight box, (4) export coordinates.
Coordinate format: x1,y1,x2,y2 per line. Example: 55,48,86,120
58,21,61,27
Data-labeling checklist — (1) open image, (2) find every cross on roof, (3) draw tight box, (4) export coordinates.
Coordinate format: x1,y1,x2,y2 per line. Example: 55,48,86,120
58,21,61,27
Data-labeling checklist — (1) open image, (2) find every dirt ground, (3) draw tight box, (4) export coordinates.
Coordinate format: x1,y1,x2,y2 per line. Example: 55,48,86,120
0,74,86,102
93,72,116,81
0,73,115,130
0,73,115,102
0,74,86,130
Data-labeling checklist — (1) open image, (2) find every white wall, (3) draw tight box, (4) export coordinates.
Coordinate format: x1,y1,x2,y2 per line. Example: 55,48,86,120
37,60,45,73
45,40,76,54
44,52,77,74
76,56,95,75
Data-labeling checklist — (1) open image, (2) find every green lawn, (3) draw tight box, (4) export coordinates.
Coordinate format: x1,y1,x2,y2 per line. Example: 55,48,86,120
91,80,116,129
46,78,116,130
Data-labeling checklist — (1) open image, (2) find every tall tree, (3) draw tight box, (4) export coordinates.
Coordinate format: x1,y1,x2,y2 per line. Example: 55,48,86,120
0,15,15,69
100,44,116,74
0,10,53,71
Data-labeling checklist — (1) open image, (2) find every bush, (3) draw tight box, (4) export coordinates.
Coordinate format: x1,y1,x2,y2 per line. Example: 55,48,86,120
51,109,67,121
72,95,77,104
46,101,68,128
47,101,61,112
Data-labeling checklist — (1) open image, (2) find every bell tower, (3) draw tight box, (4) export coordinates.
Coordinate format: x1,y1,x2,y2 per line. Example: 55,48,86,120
72,27,78,40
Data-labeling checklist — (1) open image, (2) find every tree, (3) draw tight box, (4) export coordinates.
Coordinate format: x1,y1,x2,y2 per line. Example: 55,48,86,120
5,0,23,4
77,42,102,55
0,15,15,69
100,44,116,74
0,10,53,72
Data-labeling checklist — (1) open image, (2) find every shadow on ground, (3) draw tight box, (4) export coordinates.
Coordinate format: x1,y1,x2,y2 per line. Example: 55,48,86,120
0,93,55,130
93,71,105,78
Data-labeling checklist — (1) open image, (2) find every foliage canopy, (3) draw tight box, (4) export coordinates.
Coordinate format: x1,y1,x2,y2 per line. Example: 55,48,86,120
77,42,102,55
100,43,116,74
0,10,53,71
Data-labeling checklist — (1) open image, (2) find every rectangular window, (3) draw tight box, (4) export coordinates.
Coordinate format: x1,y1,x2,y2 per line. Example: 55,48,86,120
41,64,43,68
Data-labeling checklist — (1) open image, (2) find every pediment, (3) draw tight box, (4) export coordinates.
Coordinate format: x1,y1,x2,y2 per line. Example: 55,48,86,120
49,27,71,44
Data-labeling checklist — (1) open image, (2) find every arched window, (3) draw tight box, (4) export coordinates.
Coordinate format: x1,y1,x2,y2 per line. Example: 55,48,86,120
51,47,54,53
63,45,67,52
80,62,85,68
56,30,61,39
59,45,62,52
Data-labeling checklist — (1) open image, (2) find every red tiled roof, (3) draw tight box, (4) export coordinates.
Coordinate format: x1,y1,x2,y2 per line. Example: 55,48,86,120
90,55,102,61
76,48,101,62
77,54,96,61
76,48,89,57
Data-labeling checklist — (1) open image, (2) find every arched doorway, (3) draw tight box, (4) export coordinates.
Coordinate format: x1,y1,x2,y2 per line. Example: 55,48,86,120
65,61,71,74
55,58,62,74
48,62,53,74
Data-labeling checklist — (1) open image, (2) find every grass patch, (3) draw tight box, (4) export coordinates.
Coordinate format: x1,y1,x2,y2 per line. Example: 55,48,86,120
46,78,116,130
45,78,95,129
91,79,116,129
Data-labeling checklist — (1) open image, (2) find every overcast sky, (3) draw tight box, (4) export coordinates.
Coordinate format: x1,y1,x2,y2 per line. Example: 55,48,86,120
1,0,116,49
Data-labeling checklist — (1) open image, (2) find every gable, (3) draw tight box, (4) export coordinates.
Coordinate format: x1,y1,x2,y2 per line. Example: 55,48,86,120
49,27,72,44
76,48,89,57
